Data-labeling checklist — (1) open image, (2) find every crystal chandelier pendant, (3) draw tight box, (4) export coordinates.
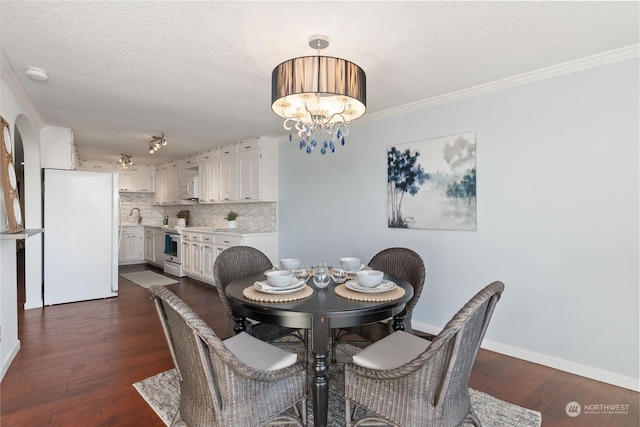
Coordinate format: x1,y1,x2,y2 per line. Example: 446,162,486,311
271,35,366,156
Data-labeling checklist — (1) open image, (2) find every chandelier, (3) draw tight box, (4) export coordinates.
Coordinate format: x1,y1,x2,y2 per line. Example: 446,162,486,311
118,153,133,169
271,35,366,155
149,132,167,153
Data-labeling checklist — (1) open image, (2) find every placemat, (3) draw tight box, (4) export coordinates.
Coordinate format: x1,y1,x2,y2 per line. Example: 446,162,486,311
243,285,313,302
335,284,406,302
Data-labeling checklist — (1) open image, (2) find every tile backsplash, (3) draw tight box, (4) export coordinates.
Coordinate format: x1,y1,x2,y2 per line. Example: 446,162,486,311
182,202,277,232
119,193,164,225
119,193,277,232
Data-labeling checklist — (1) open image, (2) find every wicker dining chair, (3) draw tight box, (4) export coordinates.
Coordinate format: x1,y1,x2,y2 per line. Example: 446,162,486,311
213,246,308,350
332,247,426,363
149,285,307,427
343,281,505,427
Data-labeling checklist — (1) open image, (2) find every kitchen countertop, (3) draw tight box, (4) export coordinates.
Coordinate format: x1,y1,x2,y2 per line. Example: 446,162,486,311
137,224,277,236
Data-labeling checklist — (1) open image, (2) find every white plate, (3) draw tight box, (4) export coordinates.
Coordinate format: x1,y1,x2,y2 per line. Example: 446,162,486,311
254,279,305,294
345,279,397,293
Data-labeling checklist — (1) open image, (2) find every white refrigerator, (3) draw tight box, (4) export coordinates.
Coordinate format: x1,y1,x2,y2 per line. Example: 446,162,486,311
44,169,119,305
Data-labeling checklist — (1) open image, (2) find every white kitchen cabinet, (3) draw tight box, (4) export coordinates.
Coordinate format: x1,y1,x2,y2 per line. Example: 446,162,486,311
202,242,215,282
197,149,219,203
213,232,278,267
191,241,202,278
218,153,238,202
182,232,214,282
154,229,166,267
119,165,154,193
169,161,181,204
238,148,261,201
180,230,276,285
144,227,165,267
181,238,192,275
154,161,180,204
180,155,198,169
144,229,154,261
41,126,79,170
154,165,168,204
240,136,278,201
119,226,144,265
214,137,277,202
79,159,115,172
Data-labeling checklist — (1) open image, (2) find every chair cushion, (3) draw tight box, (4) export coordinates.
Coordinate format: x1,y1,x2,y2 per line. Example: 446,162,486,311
224,332,297,371
352,330,430,370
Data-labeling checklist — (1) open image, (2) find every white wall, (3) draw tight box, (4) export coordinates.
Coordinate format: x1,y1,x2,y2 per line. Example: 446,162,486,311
278,59,639,389
1,50,44,379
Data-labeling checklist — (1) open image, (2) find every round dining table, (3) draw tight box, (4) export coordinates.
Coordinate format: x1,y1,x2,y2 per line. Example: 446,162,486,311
225,271,414,427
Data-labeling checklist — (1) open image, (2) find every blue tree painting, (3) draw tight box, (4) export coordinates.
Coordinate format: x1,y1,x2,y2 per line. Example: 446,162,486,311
387,132,477,230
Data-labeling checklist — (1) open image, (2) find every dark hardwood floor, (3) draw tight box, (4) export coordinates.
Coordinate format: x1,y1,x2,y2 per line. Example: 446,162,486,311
1,264,638,426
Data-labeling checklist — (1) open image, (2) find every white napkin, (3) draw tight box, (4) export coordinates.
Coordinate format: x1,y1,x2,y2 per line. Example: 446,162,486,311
254,279,303,292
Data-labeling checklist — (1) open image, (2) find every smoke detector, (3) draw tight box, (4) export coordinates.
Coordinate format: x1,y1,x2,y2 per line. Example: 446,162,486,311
25,67,49,82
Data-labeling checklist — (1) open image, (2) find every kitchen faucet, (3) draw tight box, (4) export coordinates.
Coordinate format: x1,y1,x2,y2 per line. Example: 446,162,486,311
129,207,142,224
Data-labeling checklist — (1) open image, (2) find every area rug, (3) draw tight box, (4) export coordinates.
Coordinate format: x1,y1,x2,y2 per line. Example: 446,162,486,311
134,343,542,426
120,271,178,288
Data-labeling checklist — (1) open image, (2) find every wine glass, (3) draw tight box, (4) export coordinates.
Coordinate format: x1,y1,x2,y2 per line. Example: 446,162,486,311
330,267,348,285
313,262,330,288
292,265,311,283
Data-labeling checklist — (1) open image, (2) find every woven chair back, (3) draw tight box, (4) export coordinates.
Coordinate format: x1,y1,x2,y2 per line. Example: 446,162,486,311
368,247,426,315
213,246,273,316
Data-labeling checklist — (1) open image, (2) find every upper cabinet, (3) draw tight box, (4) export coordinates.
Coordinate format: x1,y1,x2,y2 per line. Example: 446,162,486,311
197,149,219,203
78,160,115,172
41,126,79,170
155,160,181,204
79,160,155,193
118,164,154,193
155,135,277,205
218,143,238,202
222,136,278,202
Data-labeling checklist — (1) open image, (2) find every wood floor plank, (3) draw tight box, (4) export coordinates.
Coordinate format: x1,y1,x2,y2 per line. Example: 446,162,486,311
1,264,637,426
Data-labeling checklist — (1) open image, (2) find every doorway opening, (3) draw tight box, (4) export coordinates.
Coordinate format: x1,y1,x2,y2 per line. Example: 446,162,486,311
14,126,25,307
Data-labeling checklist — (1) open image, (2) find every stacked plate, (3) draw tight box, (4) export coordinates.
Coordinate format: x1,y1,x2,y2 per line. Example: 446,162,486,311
345,279,397,294
254,279,306,294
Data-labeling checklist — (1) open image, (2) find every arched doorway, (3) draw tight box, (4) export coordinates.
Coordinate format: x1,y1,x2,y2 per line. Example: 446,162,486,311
14,126,25,306
14,114,43,309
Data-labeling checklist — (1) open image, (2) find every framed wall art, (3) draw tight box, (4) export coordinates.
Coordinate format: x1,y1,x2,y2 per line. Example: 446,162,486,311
1,115,24,233
387,131,476,231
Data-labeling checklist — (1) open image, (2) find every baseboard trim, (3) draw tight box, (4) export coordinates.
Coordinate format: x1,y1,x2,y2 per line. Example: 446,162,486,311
1,339,21,382
412,321,639,392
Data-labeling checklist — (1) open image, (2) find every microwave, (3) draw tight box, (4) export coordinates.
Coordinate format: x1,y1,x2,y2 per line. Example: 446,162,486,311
178,175,199,200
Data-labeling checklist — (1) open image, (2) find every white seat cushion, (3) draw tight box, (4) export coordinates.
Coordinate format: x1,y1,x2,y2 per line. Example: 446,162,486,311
352,330,430,370
224,332,297,371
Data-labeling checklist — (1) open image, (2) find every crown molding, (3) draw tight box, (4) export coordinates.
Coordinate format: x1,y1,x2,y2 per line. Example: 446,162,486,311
0,48,46,131
360,44,640,124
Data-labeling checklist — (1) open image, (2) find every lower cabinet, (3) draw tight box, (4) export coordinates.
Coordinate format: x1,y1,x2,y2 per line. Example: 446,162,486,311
119,226,144,265
182,232,215,283
144,227,165,267
181,231,277,285
202,243,215,280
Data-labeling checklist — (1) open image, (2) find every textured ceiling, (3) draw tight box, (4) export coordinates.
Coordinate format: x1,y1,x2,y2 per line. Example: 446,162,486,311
1,1,638,165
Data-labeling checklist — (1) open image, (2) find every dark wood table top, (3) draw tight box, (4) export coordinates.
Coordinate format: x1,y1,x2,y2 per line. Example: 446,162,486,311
225,271,414,329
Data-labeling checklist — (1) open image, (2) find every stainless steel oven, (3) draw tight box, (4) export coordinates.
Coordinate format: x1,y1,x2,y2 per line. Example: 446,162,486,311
163,229,185,277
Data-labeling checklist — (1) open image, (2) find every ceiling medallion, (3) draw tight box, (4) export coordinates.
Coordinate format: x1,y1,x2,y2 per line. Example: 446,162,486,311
271,35,366,155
